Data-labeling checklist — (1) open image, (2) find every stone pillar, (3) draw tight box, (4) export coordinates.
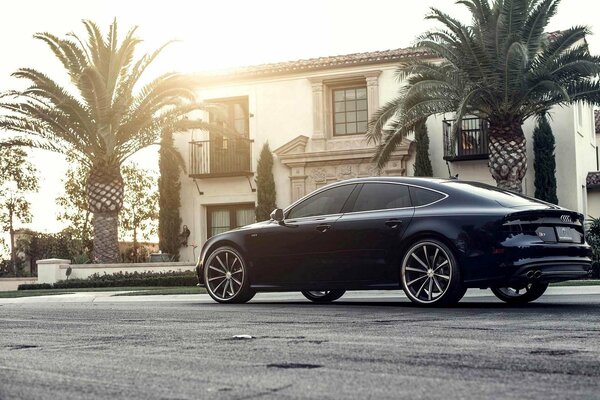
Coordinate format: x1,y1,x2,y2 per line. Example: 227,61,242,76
309,79,326,151
365,71,381,120
37,259,71,284
289,163,307,202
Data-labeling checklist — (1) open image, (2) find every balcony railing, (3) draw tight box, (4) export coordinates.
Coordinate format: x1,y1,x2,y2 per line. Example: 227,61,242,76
443,117,489,161
189,137,252,178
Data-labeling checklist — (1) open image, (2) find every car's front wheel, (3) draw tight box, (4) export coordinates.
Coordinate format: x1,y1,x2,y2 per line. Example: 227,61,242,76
301,290,346,303
491,283,548,304
204,246,255,304
400,239,466,306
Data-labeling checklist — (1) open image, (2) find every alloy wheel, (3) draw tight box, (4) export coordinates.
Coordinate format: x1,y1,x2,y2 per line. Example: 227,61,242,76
301,289,346,303
491,282,548,304
402,241,453,304
205,248,246,301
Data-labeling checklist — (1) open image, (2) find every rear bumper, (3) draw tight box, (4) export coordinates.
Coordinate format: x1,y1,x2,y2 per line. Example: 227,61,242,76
505,259,591,284
464,257,592,287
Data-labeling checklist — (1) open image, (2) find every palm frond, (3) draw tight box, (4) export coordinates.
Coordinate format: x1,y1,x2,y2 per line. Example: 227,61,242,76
0,19,218,171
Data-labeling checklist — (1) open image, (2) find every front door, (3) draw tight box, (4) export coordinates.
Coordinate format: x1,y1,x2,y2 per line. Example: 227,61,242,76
250,184,358,286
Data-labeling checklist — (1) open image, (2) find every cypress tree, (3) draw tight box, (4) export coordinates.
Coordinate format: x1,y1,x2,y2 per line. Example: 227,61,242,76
255,143,277,221
158,131,182,260
413,119,433,177
533,114,558,205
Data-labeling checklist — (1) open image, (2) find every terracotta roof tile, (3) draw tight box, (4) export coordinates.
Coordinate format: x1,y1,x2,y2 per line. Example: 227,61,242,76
191,30,569,85
192,47,433,84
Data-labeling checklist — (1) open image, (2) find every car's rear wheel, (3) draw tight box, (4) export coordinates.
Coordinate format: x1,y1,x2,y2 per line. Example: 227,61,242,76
401,239,465,306
491,283,548,304
301,290,346,303
204,246,255,304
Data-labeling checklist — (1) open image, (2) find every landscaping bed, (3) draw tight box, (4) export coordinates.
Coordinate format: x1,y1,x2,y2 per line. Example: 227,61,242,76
17,270,198,291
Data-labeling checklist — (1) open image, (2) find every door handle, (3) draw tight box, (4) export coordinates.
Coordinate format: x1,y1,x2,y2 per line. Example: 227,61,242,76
385,219,402,229
316,224,332,233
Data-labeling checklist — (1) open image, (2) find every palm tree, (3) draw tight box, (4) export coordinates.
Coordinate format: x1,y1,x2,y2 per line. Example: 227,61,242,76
0,20,215,262
367,0,600,192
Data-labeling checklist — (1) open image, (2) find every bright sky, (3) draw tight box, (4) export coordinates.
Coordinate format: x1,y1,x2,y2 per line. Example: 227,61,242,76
1,0,599,234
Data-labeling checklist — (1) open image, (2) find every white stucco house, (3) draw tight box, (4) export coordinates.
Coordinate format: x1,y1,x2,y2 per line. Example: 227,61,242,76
173,47,598,262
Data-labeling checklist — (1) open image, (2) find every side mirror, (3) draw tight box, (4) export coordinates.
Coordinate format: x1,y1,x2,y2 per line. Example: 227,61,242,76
270,208,284,222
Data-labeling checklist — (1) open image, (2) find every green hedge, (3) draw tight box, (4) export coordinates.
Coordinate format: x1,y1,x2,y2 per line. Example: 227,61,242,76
18,270,197,290
592,261,600,279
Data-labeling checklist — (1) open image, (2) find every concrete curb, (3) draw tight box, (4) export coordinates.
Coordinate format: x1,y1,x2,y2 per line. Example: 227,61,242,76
1,286,599,304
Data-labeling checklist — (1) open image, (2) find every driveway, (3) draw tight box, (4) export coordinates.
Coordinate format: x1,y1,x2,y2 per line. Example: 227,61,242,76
1,289,599,399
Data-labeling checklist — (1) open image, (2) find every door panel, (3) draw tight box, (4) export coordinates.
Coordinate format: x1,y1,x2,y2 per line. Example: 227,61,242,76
334,209,414,283
332,183,415,284
249,184,357,286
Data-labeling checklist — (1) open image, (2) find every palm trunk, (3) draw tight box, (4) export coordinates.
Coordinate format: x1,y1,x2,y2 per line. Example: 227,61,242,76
92,213,120,262
488,120,527,193
86,163,124,263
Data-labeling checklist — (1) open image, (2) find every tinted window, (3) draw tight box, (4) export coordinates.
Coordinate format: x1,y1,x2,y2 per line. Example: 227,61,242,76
351,183,411,212
410,186,445,206
287,185,355,219
443,181,546,207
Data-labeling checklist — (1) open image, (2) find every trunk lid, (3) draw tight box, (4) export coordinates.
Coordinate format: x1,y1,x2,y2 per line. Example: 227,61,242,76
501,209,584,244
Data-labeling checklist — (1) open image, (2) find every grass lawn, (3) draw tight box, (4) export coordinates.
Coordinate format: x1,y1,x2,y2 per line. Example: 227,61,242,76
0,286,203,298
550,279,600,286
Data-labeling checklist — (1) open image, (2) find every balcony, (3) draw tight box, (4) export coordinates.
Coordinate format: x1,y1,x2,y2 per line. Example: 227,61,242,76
189,137,253,178
443,117,489,161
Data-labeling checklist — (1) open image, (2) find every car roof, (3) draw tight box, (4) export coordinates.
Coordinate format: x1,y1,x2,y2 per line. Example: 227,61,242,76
328,176,452,189
325,177,556,209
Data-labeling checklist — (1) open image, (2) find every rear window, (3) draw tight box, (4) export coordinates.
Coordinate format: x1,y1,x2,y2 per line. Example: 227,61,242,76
443,181,547,207
409,186,445,206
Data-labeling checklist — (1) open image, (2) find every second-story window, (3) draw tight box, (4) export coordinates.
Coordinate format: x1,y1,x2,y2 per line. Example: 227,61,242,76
189,96,252,177
209,97,249,137
332,86,368,136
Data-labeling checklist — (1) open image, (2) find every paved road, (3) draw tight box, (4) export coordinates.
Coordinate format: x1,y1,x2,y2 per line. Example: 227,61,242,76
1,290,600,400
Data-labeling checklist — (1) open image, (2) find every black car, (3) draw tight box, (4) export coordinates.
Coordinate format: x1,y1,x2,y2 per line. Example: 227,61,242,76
196,177,592,306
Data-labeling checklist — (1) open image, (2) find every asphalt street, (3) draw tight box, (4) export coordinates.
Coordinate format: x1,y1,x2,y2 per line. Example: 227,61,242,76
1,290,600,400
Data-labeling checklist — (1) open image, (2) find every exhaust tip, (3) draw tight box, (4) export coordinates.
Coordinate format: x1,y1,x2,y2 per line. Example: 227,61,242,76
533,270,542,279
526,270,535,279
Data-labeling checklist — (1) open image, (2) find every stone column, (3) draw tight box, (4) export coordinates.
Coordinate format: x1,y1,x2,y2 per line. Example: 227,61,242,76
37,258,71,284
309,79,326,151
289,163,307,202
365,71,381,120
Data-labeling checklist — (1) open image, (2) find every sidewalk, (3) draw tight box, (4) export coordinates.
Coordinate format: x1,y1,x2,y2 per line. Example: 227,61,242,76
1,286,600,304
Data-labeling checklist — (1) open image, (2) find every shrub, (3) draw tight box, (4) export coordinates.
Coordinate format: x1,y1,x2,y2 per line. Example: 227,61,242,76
533,114,558,204
586,217,600,258
18,270,197,290
18,283,52,290
158,131,182,260
255,143,277,221
413,119,433,177
592,261,600,279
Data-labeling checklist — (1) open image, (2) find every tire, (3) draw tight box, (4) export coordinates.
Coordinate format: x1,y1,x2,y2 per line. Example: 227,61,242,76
204,246,255,304
301,290,346,303
400,239,466,306
491,282,548,304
